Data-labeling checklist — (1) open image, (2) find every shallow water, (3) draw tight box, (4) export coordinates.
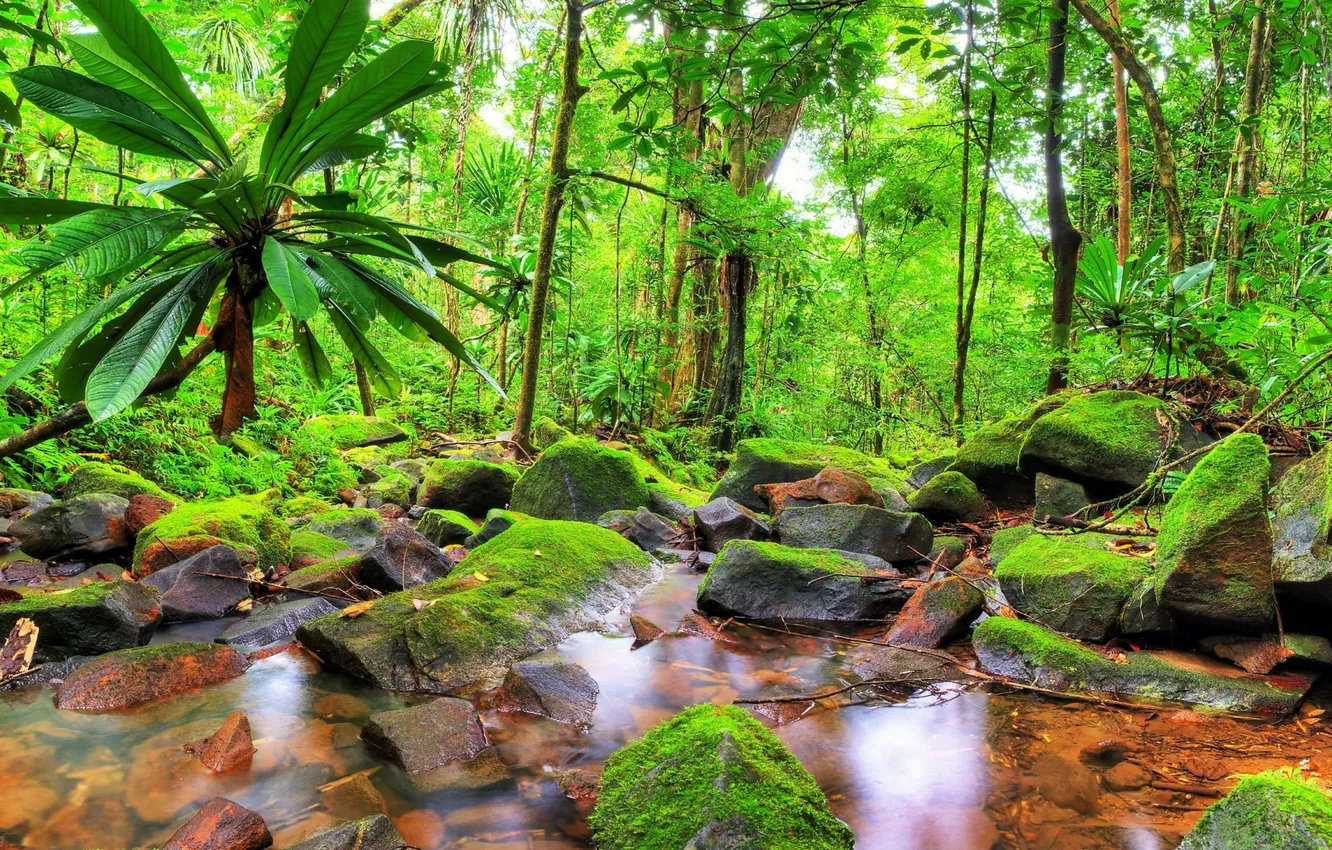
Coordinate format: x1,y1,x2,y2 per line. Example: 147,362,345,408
2,564,1328,849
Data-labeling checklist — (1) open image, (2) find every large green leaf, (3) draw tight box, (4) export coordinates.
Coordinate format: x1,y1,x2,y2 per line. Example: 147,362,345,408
407,233,496,269
0,265,194,394
54,275,178,403
19,207,189,282
69,0,230,160
11,66,214,164
300,133,385,175
0,196,121,225
287,246,377,323
325,300,401,397
276,40,436,181
292,321,333,387
260,237,320,322
262,0,369,179
293,210,432,275
84,259,225,421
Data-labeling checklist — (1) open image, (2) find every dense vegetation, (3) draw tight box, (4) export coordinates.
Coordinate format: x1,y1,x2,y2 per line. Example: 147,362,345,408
0,0,1328,497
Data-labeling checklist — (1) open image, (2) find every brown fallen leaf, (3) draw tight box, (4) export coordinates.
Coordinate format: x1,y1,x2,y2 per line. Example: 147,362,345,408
0,588,22,604
340,600,376,618
0,617,38,683
1184,756,1229,781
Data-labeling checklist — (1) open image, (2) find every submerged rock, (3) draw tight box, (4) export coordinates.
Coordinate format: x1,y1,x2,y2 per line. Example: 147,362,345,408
62,461,173,501
692,497,769,553
361,698,488,772
886,576,983,648
1271,443,1332,606
995,534,1150,641
133,498,291,576
287,815,405,850
494,659,599,725
417,509,479,548
416,459,518,514
711,438,899,512
907,470,984,523
0,580,159,662
698,540,908,621
590,704,855,850
1034,753,1101,814
304,508,383,555
141,544,251,623
773,503,932,564
217,597,341,649
298,520,655,692
1178,771,1332,850
161,797,271,850
10,493,131,560
301,414,408,450
183,710,256,772
509,439,650,522
973,617,1315,715
357,524,454,592
55,642,251,710
1154,433,1274,632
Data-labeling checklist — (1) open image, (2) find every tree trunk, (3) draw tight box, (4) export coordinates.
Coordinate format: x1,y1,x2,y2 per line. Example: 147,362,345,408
1045,0,1083,393
1110,0,1130,262
217,288,256,438
950,0,974,439
512,0,585,450
953,92,997,435
1224,4,1270,306
705,255,750,451
1069,0,1185,272
355,362,376,416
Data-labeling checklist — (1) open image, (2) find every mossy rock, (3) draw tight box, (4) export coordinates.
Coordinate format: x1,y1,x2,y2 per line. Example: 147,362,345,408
590,704,855,850
989,524,1138,567
772,503,932,564
279,496,336,520
509,439,650,523
908,470,984,522
712,438,903,512
533,416,573,450
417,509,480,548
1019,390,1182,493
646,480,711,523
416,459,518,515
132,498,290,575
1154,433,1274,633
289,530,352,565
1178,771,1332,849
699,540,909,621
1272,443,1332,606
973,617,1314,715
995,534,1151,641
949,397,1066,506
462,508,529,548
0,580,160,662
301,415,409,451
283,555,361,596
304,508,384,554
364,468,412,508
343,444,409,478
62,461,173,501
297,519,657,692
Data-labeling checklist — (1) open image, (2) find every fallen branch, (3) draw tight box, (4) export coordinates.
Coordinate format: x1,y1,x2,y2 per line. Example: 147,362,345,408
192,570,362,603
1151,780,1223,797
732,677,925,705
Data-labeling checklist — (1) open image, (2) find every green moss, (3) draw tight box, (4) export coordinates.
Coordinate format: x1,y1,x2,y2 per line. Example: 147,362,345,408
949,397,1066,493
1154,433,1273,629
301,414,409,451
510,438,651,522
0,580,130,613
289,530,351,562
590,704,854,850
279,496,336,519
417,509,479,547
1019,390,1177,490
698,540,880,600
62,461,174,501
908,470,983,521
283,555,361,593
742,438,900,482
533,416,573,450
975,616,1106,671
1180,772,1332,849
133,497,292,572
417,459,518,512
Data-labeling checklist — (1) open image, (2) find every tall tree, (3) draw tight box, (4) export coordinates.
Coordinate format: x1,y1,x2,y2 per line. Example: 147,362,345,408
1045,0,1082,393
1224,4,1270,306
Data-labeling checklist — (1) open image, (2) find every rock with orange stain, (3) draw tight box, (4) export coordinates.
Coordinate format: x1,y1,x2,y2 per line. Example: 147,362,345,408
137,534,260,577
557,768,601,817
395,810,446,849
629,614,664,644
55,642,251,710
183,710,256,772
885,576,984,648
126,493,176,536
755,467,883,517
161,797,272,850
318,771,386,820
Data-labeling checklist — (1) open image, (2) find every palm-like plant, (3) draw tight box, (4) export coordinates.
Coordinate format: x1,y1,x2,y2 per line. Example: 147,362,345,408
0,0,503,438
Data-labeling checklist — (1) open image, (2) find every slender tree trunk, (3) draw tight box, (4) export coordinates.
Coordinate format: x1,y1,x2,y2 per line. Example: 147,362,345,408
0,0,49,176
953,92,996,435
950,0,974,439
1070,0,1185,272
1046,0,1083,393
217,287,256,438
691,257,719,399
1110,0,1130,262
1225,4,1270,306
513,0,585,449
355,362,376,415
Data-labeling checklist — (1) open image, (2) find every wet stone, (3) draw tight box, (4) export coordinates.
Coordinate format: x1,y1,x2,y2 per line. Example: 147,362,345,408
55,642,251,711
356,523,454,592
494,659,599,725
10,493,131,560
217,597,342,649
360,697,488,773
885,576,983,648
287,814,405,850
161,797,272,850
1034,753,1100,814
141,544,251,623
182,710,256,772
692,497,769,553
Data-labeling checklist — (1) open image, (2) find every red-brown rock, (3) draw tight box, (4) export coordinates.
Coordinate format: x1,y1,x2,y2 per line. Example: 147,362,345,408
161,797,272,850
886,576,984,648
137,535,258,577
183,710,256,772
126,494,176,536
375,504,406,521
55,642,251,710
755,466,883,516
676,612,739,643
630,613,664,644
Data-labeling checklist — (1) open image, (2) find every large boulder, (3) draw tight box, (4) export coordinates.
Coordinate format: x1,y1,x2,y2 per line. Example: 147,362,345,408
907,470,984,523
304,508,383,554
55,642,251,710
300,415,408,450
417,509,479,548
973,617,1315,715
698,540,909,621
509,439,650,522
1153,433,1274,633
63,461,174,501
133,498,290,576
357,523,455,592
0,580,160,662
692,497,769,553
589,704,855,850
141,544,252,623
711,438,900,512
416,459,518,514
886,576,983,648
1271,443,1332,606
773,503,932,564
1178,772,1332,850
754,467,882,517
949,398,1066,507
995,534,1150,641
646,481,711,523
298,519,656,692
11,494,131,560
533,416,573,450
1019,390,1179,493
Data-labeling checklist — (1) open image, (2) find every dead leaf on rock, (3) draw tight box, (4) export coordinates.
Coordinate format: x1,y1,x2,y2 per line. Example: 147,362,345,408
0,589,22,604
340,601,376,618
0,618,38,683
1184,756,1229,781
472,572,489,583
410,599,438,611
